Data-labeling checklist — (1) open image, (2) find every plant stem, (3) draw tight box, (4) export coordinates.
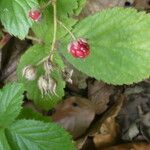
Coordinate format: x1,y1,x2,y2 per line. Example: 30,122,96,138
26,35,43,44
40,0,52,10
36,56,49,66
57,20,76,40
50,0,57,61
37,0,57,66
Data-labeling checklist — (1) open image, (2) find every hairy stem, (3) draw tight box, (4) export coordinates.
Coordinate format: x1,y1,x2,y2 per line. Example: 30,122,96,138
36,0,57,66
57,20,76,40
50,0,57,61
26,35,43,44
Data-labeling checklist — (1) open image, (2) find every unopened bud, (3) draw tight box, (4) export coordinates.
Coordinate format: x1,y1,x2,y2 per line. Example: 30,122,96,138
44,58,54,74
22,65,36,80
38,75,49,96
48,76,57,96
38,75,57,97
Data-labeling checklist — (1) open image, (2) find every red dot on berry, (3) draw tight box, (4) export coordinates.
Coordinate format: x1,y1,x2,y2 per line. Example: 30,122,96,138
68,38,90,58
29,9,42,22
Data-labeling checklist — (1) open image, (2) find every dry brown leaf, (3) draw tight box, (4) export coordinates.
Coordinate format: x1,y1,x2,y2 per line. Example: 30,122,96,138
52,97,96,139
118,81,150,140
79,0,130,19
101,143,150,150
93,117,120,148
134,0,150,11
77,95,124,149
88,80,115,114
92,95,124,149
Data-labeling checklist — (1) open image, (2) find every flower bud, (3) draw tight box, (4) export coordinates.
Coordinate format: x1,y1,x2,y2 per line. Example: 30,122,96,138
22,65,36,80
44,58,54,74
38,75,49,96
38,75,57,97
48,76,57,96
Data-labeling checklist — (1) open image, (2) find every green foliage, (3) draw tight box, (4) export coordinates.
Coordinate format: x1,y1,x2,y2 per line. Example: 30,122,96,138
32,0,79,44
0,130,11,150
0,0,39,39
17,44,65,110
61,7,150,85
0,83,24,128
6,120,76,150
74,0,86,15
17,107,51,122
0,83,76,150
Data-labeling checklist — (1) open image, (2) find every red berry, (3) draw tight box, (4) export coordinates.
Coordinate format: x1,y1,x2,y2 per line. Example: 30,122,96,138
29,9,41,21
68,38,90,58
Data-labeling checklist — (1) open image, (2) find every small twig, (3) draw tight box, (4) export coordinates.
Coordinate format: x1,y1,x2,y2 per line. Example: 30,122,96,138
36,56,49,66
57,20,76,40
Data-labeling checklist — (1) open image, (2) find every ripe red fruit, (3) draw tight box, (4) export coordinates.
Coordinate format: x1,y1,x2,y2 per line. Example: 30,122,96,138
68,38,90,58
29,9,41,21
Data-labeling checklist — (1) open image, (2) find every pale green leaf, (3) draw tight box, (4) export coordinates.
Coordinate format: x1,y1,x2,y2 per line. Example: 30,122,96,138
17,44,65,110
0,83,24,128
0,0,39,39
6,119,76,150
61,8,150,85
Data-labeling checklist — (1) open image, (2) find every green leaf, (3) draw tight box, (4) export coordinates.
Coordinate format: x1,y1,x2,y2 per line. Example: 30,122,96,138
0,0,39,39
32,0,78,44
6,119,76,150
74,0,86,15
0,130,10,150
17,107,51,122
61,7,150,85
17,44,65,110
0,83,24,128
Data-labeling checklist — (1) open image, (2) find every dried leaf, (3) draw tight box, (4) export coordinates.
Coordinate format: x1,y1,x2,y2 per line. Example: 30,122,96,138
140,111,150,141
118,81,150,140
77,95,124,149
88,80,114,114
52,97,96,139
134,0,150,11
92,95,124,149
101,143,150,150
122,123,139,140
79,0,128,18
